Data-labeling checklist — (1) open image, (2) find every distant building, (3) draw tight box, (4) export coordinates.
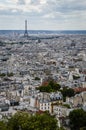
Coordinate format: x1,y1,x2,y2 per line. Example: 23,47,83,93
0,103,9,112
38,99,52,113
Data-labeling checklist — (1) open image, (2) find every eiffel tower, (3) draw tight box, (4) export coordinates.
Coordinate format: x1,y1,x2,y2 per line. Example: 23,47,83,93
24,20,28,37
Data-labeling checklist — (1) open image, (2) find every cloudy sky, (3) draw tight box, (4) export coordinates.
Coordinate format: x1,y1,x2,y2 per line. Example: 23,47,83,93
0,0,86,30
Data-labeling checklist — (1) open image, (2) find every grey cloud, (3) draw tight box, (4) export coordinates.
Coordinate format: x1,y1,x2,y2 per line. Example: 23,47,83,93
17,0,25,5
15,0,41,5
43,0,86,14
0,8,22,15
30,0,40,5
0,0,86,18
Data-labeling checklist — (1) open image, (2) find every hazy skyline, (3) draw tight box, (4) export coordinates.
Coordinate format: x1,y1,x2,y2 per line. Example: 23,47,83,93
0,0,86,30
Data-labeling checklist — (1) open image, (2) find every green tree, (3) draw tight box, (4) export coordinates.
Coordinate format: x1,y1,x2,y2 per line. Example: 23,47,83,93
7,72,14,77
35,77,40,80
7,111,30,130
80,127,86,130
28,113,58,130
37,80,61,93
7,111,58,130
66,88,75,97
49,80,61,91
58,127,65,130
61,88,75,101
0,73,6,77
0,121,8,130
69,109,86,130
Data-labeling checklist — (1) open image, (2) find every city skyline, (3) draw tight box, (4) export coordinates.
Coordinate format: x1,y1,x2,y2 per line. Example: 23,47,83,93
0,0,86,30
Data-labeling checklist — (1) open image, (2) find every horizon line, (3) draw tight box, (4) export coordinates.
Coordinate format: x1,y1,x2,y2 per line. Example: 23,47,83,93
0,29,86,31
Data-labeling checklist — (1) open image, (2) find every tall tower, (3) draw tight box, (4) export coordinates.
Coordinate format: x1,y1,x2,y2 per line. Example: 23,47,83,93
24,20,28,37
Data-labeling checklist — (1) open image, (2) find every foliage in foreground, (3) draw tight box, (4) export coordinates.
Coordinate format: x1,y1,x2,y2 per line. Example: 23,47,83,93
69,109,86,130
0,111,60,130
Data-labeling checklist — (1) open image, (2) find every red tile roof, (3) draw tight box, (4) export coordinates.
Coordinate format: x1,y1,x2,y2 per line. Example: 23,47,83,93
73,87,86,93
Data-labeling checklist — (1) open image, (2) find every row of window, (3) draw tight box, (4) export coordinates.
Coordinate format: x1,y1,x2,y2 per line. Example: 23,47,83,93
40,106,50,110
40,103,50,106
